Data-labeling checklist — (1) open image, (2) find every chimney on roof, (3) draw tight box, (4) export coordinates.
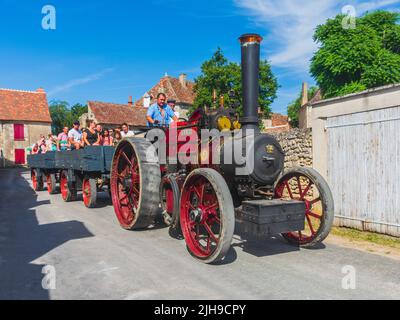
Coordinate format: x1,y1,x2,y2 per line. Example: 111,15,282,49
128,96,133,105
301,82,308,106
37,88,45,93
179,73,187,88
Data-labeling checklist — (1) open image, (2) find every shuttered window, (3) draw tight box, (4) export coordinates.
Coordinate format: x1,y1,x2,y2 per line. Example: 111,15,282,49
14,149,25,165
14,124,25,140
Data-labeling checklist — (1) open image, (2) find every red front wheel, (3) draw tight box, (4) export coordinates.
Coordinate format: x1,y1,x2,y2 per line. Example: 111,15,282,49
180,168,234,264
46,173,57,195
275,167,334,247
31,169,43,191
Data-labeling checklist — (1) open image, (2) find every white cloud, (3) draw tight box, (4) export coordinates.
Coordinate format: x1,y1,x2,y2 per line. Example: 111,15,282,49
234,0,400,73
48,68,114,96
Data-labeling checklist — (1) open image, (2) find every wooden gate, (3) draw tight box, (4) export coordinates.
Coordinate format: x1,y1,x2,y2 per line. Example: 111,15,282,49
326,106,400,237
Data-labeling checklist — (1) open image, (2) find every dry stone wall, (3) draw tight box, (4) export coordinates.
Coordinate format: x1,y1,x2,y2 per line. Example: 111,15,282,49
270,128,313,169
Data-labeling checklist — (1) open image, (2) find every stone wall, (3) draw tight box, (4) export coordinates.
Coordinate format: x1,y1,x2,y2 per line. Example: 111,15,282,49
270,128,313,169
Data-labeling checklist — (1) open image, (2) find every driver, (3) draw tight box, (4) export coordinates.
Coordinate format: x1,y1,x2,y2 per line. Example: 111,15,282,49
146,93,178,127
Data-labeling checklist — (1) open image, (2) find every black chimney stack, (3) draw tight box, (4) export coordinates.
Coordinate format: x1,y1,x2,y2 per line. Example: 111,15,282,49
239,34,263,131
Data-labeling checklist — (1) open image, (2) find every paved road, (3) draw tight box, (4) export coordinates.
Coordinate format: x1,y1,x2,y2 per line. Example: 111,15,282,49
0,168,399,300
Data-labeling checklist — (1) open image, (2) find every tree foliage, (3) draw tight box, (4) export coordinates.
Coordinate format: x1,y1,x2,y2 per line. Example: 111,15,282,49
287,86,318,128
49,100,88,134
310,11,400,98
192,48,278,118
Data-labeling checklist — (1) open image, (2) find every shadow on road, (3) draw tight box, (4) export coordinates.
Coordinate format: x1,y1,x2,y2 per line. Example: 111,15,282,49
0,169,94,300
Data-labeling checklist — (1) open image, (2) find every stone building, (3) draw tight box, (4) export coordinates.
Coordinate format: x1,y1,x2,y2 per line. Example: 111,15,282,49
134,74,196,118
0,88,52,167
79,99,147,130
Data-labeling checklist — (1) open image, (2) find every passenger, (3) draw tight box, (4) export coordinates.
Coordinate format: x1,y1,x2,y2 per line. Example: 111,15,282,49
45,134,57,152
38,135,46,153
146,93,178,127
31,143,39,154
102,128,114,146
120,123,135,138
167,99,180,124
113,130,122,146
83,120,100,146
96,124,104,145
68,121,84,150
57,126,70,151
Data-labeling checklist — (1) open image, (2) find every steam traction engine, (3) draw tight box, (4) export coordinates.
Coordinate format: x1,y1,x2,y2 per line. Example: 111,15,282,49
110,34,334,263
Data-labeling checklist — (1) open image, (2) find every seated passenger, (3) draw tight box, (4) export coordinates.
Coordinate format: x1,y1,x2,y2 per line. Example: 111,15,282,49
83,120,100,146
120,123,135,138
57,127,70,151
68,121,84,150
101,128,114,146
146,93,178,127
45,134,57,152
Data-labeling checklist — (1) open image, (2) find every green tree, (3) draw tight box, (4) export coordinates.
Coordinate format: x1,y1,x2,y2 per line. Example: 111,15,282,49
49,100,70,134
287,86,318,128
49,101,88,134
70,103,88,122
192,48,278,118
310,11,400,98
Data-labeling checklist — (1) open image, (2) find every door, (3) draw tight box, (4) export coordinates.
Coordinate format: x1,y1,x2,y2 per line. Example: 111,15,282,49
15,149,25,165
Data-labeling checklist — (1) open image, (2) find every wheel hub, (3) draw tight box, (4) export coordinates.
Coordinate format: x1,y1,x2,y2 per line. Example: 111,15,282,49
189,208,203,223
121,176,132,192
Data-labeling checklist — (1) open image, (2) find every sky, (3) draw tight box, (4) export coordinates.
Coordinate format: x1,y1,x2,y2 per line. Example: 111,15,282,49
0,0,399,115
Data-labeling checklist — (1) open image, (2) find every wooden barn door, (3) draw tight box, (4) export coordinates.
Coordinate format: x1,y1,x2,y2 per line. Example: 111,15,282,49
326,106,400,237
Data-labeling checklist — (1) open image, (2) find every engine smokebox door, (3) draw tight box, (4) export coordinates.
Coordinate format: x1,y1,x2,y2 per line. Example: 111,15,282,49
236,199,306,237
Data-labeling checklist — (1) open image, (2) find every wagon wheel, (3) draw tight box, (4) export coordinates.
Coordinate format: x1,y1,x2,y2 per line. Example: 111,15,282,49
82,177,97,208
60,170,77,202
180,168,234,264
46,173,57,194
275,167,334,247
110,138,161,230
31,169,43,191
159,174,181,229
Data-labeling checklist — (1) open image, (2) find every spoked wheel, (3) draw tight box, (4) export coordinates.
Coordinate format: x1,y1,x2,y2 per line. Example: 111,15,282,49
60,170,77,202
180,168,234,264
31,169,43,191
82,177,97,208
110,138,161,230
46,173,57,194
275,167,334,247
159,174,181,229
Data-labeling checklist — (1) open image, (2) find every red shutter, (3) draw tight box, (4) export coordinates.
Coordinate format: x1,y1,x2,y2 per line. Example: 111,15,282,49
14,124,25,140
14,149,25,165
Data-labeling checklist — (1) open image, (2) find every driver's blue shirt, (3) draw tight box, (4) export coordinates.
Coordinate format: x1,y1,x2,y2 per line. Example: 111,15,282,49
147,103,175,127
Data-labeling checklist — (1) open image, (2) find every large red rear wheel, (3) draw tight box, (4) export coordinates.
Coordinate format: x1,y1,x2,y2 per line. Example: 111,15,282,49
110,138,161,230
60,170,77,202
275,167,334,247
180,168,234,264
82,177,97,208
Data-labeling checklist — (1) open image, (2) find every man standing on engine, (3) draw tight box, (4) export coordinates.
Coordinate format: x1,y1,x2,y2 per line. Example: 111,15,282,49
146,93,178,127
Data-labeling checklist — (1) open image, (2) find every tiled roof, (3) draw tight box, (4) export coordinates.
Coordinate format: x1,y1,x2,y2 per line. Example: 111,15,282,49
135,76,196,107
0,88,52,123
88,101,147,126
308,89,322,105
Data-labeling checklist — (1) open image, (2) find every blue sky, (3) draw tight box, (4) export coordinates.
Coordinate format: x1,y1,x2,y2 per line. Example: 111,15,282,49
0,0,399,114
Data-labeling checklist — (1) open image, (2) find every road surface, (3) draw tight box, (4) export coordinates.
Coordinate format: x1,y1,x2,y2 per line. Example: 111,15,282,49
0,168,399,300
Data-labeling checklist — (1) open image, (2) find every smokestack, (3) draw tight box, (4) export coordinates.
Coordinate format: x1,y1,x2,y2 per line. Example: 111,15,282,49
239,34,263,131
128,96,133,105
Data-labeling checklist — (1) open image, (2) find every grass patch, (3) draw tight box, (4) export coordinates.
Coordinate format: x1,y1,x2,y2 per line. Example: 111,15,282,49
331,227,400,249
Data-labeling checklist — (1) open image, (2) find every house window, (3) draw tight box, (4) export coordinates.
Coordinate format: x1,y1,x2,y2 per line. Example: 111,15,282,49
14,149,25,165
14,124,25,141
